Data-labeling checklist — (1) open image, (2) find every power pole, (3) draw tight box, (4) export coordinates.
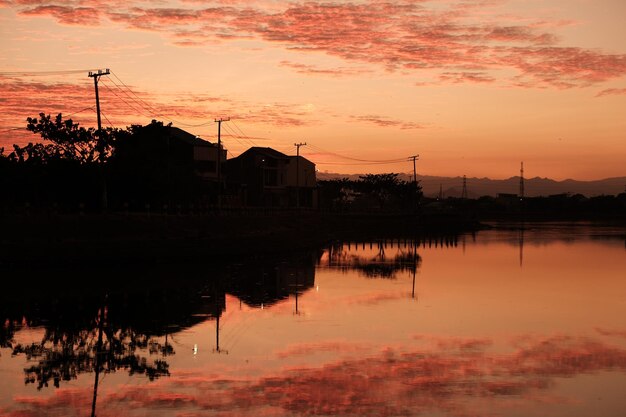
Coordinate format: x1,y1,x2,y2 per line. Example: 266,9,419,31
519,161,525,200
88,69,110,212
409,155,419,185
88,69,109,133
294,142,306,208
461,175,468,199
409,155,419,209
214,117,230,206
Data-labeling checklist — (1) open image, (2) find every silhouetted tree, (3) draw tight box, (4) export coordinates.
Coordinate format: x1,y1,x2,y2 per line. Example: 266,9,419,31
17,113,116,164
358,173,421,209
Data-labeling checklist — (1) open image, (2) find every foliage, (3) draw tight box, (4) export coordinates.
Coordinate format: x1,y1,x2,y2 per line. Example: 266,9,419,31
11,112,117,164
318,173,422,211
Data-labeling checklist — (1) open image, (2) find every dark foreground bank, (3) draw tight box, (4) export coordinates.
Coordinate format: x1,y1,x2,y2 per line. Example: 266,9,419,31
0,211,481,270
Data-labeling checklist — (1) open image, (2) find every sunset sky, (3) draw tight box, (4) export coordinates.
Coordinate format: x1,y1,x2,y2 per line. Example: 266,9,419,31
1,0,625,180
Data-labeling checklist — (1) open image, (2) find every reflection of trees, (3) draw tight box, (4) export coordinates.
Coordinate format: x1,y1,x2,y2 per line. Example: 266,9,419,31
10,306,171,390
1,285,222,391
326,241,422,279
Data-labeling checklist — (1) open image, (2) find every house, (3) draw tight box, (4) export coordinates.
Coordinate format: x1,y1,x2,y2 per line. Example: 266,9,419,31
168,126,226,181
225,147,317,207
110,121,227,206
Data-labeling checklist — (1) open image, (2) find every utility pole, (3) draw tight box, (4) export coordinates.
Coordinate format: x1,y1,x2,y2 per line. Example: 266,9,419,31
409,155,419,209
294,142,306,208
88,69,109,133
461,175,468,199
214,117,230,206
519,161,525,200
88,69,110,212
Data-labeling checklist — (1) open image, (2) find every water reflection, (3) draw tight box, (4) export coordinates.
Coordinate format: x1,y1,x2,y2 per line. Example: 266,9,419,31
325,239,424,279
2,228,626,417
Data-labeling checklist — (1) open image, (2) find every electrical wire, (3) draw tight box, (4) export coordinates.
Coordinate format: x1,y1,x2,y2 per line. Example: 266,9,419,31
307,143,408,163
109,71,212,128
229,119,258,147
100,111,115,128
0,69,101,76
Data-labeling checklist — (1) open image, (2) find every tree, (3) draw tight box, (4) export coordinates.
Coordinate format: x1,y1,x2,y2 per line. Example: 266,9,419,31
13,112,117,164
358,173,402,209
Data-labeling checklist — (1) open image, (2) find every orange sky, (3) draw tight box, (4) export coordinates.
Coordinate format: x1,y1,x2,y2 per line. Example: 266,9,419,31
1,0,625,180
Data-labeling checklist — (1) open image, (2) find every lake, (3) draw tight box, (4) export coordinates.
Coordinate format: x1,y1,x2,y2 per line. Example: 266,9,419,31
1,223,625,417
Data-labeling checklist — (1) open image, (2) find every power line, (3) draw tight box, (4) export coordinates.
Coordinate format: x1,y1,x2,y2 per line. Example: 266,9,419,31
109,71,212,127
99,80,154,119
221,124,255,149
100,111,115,128
0,69,101,76
229,119,258,147
314,160,409,166
307,143,407,163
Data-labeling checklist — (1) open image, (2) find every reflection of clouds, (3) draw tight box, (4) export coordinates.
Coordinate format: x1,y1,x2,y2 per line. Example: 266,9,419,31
344,291,407,306
596,328,626,339
6,333,626,417
275,340,371,359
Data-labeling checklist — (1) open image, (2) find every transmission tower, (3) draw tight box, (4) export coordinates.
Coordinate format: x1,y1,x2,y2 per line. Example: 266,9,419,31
519,161,524,200
461,175,468,199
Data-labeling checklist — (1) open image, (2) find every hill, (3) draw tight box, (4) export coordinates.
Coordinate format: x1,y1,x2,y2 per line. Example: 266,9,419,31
316,173,626,197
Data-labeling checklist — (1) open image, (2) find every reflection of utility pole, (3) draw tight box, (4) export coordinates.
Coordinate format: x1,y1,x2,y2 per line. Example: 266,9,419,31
294,142,306,208
212,314,228,354
91,298,107,417
519,226,525,268
215,118,230,207
88,69,110,212
411,241,418,299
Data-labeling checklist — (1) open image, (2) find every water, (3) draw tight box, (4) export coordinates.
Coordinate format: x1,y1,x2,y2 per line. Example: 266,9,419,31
1,223,625,417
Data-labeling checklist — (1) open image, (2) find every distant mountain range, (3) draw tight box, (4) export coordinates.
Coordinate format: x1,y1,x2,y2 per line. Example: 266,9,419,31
317,172,626,198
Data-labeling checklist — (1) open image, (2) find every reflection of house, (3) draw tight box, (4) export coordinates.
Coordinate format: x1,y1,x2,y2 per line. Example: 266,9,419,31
226,147,317,207
169,127,226,181
226,257,316,308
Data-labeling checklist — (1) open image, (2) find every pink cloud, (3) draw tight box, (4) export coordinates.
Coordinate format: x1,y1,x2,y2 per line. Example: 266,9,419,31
7,1,626,88
439,71,496,83
350,114,425,130
19,5,102,25
595,88,626,97
279,61,372,77
0,75,316,148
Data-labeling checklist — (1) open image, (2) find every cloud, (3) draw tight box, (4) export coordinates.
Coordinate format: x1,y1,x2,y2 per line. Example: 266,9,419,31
0,75,317,148
439,71,496,83
279,61,373,77
595,88,626,97
7,1,626,88
350,114,425,130
19,5,102,25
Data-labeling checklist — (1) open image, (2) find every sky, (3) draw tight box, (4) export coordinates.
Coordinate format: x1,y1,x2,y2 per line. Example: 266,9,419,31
0,0,625,180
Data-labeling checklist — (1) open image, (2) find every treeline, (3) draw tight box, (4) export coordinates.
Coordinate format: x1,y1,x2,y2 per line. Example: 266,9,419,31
425,194,626,220
0,114,212,213
318,175,422,212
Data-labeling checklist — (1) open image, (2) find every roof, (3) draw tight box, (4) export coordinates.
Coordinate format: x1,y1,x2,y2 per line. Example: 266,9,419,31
236,147,289,160
169,126,216,147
